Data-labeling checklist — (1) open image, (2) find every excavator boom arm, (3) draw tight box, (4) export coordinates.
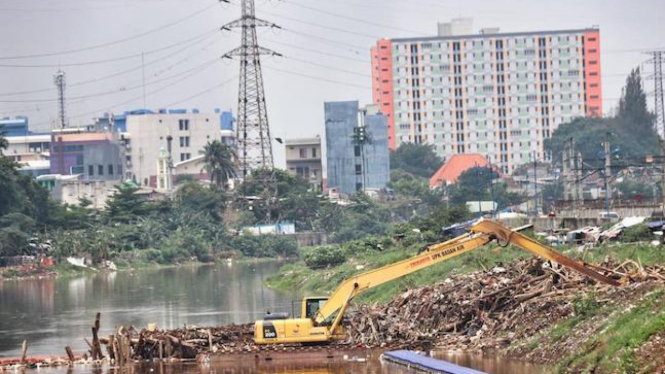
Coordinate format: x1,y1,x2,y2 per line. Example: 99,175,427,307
470,220,620,286
315,233,493,324
314,220,620,326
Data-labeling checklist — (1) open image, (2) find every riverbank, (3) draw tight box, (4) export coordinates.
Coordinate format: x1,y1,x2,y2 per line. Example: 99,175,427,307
264,241,665,373
0,255,286,281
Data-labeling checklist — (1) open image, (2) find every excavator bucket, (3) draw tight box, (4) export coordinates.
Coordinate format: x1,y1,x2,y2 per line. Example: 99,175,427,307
470,220,621,286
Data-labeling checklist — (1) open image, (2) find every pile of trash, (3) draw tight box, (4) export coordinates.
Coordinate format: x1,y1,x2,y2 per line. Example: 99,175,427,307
345,257,665,351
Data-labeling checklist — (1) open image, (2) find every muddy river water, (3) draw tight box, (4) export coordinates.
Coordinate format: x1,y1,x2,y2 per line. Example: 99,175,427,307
0,261,551,373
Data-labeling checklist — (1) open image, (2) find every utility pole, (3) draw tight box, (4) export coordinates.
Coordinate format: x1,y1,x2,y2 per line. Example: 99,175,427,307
603,135,611,217
645,51,665,214
661,138,665,216
53,70,67,129
533,152,538,217
222,0,281,178
488,158,495,217
645,51,665,138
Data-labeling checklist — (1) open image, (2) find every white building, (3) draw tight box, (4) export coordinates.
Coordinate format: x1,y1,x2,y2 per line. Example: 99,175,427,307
123,110,234,188
4,133,51,176
371,21,602,174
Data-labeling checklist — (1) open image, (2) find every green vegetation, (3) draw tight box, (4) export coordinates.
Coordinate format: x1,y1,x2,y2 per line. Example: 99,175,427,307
302,245,346,269
546,69,658,170
553,289,665,374
390,142,444,179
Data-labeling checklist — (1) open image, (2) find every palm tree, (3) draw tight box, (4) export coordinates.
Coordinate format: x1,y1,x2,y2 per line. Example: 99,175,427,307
201,140,237,190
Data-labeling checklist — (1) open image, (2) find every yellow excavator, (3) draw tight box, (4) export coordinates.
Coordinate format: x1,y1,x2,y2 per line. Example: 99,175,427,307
254,219,619,345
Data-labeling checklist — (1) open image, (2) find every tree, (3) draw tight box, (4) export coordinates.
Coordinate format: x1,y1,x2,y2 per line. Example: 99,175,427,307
176,181,226,221
447,167,523,209
389,169,443,206
390,143,444,179
0,123,7,154
236,168,315,225
618,68,654,137
201,140,236,190
103,185,149,224
545,70,658,169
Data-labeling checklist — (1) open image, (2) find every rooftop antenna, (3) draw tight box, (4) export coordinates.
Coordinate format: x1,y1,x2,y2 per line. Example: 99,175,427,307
53,70,67,129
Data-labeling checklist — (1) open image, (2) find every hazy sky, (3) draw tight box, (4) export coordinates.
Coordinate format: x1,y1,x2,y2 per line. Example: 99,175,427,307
1,0,664,167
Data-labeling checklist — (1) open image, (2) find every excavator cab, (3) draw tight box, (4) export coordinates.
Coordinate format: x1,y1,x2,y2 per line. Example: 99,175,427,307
302,297,328,319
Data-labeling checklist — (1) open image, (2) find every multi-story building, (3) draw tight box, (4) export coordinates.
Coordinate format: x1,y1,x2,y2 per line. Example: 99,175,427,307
2,116,51,176
0,116,30,136
371,20,602,174
5,133,51,177
122,109,234,187
325,101,390,196
50,128,126,181
285,136,323,190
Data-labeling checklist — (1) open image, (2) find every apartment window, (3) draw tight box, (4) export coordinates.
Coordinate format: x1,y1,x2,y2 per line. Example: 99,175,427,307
589,60,598,65
88,165,94,176
178,119,189,131
299,148,307,158
312,148,317,158
180,153,191,161
98,165,104,176
179,136,190,147
354,145,361,157
355,164,362,175
108,164,114,175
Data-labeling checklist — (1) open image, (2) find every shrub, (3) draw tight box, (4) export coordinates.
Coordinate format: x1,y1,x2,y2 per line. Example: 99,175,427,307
228,234,298,258
620,224,653,243
573,292,600,318
303,245,346,269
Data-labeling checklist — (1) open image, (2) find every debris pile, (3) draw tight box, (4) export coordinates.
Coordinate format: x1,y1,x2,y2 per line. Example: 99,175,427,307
5,257,665,371
345,258,665,351
103,323,255,361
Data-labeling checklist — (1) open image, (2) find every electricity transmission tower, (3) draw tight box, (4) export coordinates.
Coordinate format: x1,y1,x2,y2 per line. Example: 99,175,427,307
222,0,281,178
645,51,665,138
53,70,67,129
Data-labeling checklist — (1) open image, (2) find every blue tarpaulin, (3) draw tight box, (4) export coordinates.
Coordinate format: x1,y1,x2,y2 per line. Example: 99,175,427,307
382,350,487,374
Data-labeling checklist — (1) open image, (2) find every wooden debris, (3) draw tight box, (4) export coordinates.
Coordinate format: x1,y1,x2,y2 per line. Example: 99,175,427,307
20,341,27,363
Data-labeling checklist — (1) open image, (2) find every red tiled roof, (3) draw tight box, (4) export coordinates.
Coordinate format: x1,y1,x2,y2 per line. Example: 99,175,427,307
429,154,488,188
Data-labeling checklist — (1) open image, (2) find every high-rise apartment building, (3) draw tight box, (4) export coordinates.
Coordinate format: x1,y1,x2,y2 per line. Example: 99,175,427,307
325,101,390,196
371,22,602,174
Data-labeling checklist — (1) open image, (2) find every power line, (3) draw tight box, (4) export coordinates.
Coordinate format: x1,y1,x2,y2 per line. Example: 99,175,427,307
280,0,428,36
0,29,219,68
0,32,220,97
261,36,369,63
0,58,220,103
0,58,222,103
283,56,370,78
27,56,222,128
0,2,221,60
258,8,382,40
264,64,371,90
162,76,238,108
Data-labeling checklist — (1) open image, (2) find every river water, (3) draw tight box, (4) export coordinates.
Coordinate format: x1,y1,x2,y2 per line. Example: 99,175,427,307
0,261,551,373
